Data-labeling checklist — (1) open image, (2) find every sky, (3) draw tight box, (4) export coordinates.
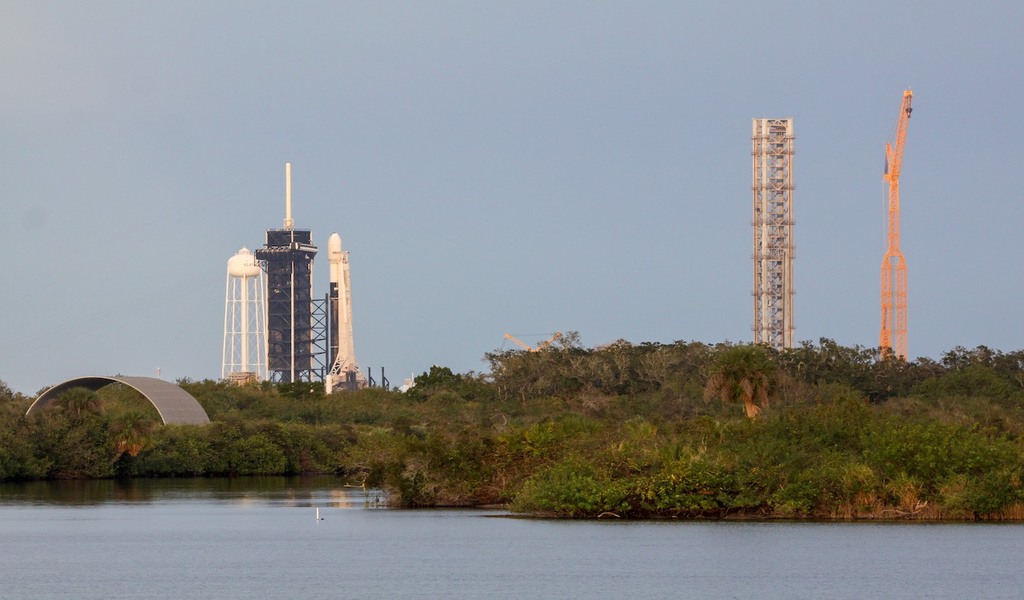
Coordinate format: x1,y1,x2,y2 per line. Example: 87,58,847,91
1,1,1022,395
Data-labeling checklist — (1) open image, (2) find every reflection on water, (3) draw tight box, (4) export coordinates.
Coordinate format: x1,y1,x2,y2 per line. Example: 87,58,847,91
2,479,1023,599
0,476,386,508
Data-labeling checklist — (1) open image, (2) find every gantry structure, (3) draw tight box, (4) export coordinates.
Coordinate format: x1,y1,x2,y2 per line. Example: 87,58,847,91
254,163,319,383
752,118,795,351
879,90,913,359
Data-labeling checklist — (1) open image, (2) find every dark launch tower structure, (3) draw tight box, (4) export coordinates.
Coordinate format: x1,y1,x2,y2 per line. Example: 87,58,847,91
255,229,316,382
254,164,319,383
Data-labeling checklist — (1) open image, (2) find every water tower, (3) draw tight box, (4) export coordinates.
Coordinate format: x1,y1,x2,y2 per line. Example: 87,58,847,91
222,247,267,382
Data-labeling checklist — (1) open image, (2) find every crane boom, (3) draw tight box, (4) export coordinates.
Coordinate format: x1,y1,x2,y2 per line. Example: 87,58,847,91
504,332,562,352
503,333,533,352
879,89,913,359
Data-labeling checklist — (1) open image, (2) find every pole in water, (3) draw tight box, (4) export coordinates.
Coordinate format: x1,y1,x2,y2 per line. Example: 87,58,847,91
315,507,323,521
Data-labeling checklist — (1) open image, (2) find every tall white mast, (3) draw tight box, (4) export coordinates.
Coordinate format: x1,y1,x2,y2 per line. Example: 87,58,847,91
284,162,294,231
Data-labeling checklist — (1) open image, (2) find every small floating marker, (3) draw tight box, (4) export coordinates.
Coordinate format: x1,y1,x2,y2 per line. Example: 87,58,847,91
315,507,324,521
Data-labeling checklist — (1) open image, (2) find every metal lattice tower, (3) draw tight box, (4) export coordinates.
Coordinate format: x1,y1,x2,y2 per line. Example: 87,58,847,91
752,118,795,350
879,90,913,359
253,163,319,383
255,229,317,382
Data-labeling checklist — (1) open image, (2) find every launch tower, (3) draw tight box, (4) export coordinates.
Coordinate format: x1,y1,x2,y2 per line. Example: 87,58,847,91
752,118,795,350
254,163,318,383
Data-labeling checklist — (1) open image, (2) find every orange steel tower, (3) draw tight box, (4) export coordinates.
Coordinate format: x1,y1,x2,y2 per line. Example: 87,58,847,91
879,90,913,358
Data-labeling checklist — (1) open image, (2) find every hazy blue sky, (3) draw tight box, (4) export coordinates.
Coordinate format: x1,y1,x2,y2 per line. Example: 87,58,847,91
2,1,1022,394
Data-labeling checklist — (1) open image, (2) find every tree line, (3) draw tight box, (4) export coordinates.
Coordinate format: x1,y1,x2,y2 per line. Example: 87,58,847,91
2,338,1024,519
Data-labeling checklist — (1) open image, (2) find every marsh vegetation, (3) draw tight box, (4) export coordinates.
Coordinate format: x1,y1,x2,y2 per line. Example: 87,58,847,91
3,338,1024,519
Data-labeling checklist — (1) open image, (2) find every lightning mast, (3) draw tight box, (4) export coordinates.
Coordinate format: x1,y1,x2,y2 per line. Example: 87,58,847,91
255,163,318,383
879,90,913,359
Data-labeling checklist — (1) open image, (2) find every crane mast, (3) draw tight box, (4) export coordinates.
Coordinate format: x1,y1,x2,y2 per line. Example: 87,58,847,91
879,89,913,359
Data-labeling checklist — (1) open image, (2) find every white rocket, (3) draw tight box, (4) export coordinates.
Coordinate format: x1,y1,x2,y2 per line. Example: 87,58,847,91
326,232,364,392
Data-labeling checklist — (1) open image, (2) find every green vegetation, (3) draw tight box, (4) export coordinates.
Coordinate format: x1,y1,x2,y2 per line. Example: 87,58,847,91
3,339,1024,520
704,345,777,418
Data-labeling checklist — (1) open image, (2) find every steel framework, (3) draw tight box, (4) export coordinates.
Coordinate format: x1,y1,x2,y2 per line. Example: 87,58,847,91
311,295,328,382
752,118,795,350
879,90,913,359
28,376,211,425
255,229,317,383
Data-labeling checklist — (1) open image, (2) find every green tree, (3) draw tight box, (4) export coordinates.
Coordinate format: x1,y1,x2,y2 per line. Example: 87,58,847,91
56,387,101,420
110,413,157,462
406,365,494,403
226,433,287,475
704,345,777,418
0,380,15,404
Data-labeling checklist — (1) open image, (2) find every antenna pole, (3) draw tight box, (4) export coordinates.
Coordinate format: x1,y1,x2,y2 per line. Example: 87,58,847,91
284,162,294,230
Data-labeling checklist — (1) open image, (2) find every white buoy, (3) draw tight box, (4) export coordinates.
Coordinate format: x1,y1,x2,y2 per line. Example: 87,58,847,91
316,507,323,521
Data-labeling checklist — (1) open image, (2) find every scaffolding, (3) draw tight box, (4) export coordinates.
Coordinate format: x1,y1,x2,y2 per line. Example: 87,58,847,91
752,118,795,350
255,229,317,383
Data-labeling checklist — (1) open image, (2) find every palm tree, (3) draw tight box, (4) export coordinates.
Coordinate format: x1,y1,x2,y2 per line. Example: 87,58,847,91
56,387,101,420
110,413,156,462
704,345,778,418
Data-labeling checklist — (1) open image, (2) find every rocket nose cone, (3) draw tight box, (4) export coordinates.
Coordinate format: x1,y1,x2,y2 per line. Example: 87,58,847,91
328,233,342,256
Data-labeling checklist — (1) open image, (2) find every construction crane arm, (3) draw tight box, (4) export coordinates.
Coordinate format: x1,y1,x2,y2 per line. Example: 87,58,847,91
532,332,562,351
503,333,534,352
503,332,563,352
885,90,913,182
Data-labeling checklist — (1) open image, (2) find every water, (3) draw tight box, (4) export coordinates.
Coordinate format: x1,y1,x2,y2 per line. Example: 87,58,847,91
1,478,1022,599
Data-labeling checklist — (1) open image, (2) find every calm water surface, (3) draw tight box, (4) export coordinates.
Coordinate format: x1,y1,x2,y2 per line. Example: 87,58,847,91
1,478,1022,599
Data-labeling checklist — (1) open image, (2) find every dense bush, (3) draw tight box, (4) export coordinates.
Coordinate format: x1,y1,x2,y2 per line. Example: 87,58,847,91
2,339,1024,520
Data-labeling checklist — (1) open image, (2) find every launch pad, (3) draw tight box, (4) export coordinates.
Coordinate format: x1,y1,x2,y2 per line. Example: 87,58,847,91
223,163,369,389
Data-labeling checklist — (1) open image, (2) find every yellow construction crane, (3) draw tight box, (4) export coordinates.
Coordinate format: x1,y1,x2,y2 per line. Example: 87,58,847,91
503,332,563,352
880,89,913,359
